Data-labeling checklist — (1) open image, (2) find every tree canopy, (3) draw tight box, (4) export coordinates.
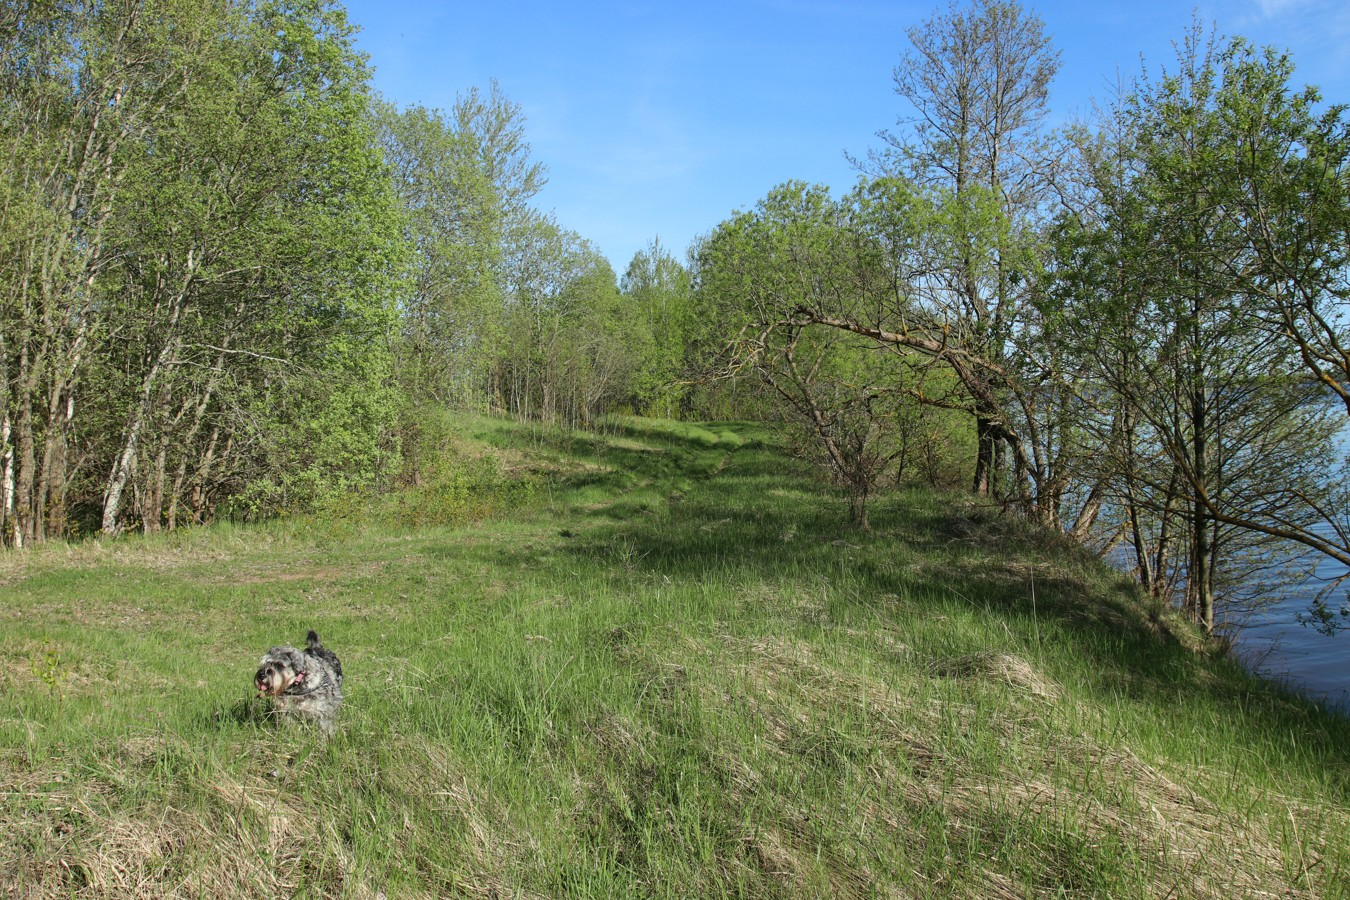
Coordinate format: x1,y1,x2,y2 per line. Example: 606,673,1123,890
4,0,1349,635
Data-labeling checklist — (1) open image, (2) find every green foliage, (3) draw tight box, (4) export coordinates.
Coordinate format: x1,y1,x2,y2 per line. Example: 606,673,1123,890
375,80,657,430
373,92,514,406
376,410,538,529
29,639,66,724
384,456,536,530
492,218,643,425
1048,25,1350,625
621,239,697,417
231,356,403,520
696,179,976,525
1,0,407,541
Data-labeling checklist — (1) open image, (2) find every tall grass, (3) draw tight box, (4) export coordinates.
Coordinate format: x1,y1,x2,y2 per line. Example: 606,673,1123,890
1,414,1347,898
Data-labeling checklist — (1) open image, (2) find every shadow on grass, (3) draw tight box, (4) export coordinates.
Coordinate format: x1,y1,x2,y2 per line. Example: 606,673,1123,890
210,697,273,728
419,419,1350,789
489,423,1350,783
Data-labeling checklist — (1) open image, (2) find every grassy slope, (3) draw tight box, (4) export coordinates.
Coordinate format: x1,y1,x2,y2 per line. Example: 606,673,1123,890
1,415,1347,899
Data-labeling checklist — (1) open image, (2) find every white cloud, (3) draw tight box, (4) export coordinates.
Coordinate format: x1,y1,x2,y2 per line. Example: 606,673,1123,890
1251,0,1313,20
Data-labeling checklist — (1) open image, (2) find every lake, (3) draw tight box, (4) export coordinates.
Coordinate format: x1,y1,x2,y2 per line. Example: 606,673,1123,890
1228,406,1350,712
1102,521,1349,713
1225,549,1350,713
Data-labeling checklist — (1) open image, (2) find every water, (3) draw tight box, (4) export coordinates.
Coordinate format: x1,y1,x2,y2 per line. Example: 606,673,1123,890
1235,416,1350,712
1224,551,1350,713
1102,527,1350,713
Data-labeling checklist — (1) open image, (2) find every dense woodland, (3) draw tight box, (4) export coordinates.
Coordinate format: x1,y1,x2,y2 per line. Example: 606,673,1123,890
3,0,1350,632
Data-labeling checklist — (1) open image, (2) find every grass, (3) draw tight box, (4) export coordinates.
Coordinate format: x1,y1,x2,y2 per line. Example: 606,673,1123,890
1,413,1348,898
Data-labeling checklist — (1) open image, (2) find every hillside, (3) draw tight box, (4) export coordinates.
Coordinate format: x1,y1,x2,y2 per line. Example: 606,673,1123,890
2,415,1348,899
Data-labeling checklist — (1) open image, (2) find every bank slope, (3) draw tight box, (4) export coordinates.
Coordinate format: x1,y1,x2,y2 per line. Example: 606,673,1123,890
2,415,1347,898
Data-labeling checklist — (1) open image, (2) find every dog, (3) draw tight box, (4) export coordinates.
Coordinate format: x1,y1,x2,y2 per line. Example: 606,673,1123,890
255,630,344,736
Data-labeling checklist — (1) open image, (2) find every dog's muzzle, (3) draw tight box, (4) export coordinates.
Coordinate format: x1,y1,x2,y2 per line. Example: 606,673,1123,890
255,665,291,698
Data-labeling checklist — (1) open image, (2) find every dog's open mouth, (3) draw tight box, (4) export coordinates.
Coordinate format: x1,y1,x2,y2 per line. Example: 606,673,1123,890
252,634,341,735
256,669,290,697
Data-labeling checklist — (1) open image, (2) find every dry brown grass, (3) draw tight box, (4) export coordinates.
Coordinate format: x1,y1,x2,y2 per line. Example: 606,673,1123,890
0,736,447,900
634,629,1349,900
929,651,1060,700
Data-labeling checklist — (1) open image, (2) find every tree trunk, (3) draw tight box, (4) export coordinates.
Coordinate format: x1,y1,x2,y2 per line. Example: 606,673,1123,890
1126,497,1153,589
1,412,16,549
42,393,73,538
142,440,167,534
102,411,144,537
1190,384,1214,631
847,487,870,531
192,429,227,524
36,382,69,541
1151,472,1181,598
102,250,194,536
16,352,36,548
103,333,179,536
972,416,995,496
1069,478,1105,544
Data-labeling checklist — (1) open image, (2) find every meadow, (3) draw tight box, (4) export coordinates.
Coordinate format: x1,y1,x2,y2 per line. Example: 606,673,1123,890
1,415,1347,898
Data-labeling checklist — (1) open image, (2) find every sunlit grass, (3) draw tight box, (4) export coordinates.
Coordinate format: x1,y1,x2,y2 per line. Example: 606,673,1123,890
2,413,1347,897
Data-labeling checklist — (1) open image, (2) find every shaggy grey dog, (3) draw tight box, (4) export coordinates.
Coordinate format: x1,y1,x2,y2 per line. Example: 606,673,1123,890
255,630,344,736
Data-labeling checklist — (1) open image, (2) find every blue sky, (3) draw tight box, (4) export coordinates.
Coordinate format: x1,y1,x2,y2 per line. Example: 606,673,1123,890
339,0,1350,275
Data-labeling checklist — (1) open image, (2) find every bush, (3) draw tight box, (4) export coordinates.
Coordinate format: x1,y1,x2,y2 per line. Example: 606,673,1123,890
382,457,536,530
378,409,538,530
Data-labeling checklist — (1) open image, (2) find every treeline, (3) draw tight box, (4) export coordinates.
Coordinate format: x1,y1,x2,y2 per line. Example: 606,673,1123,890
6,0,1350,632
2,0,405,544
695,6,1350,630
373,89,703,429
0,0,706,545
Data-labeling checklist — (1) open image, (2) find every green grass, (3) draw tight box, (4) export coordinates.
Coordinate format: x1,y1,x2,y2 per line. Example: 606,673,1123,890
2,413,1348,898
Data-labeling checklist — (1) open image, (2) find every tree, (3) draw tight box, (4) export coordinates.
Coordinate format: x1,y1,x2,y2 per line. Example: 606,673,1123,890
1,0,183,544
620,238,694,417
867,0,1061,500
698,181,970,527
1,0,405,540
1050,29,1347,630
1210,47,1350,420
494,214,635,427
373,82,547,411
374,99,497,407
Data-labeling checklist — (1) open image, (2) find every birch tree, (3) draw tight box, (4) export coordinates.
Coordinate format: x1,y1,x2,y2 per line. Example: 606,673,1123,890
1,0,404,541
